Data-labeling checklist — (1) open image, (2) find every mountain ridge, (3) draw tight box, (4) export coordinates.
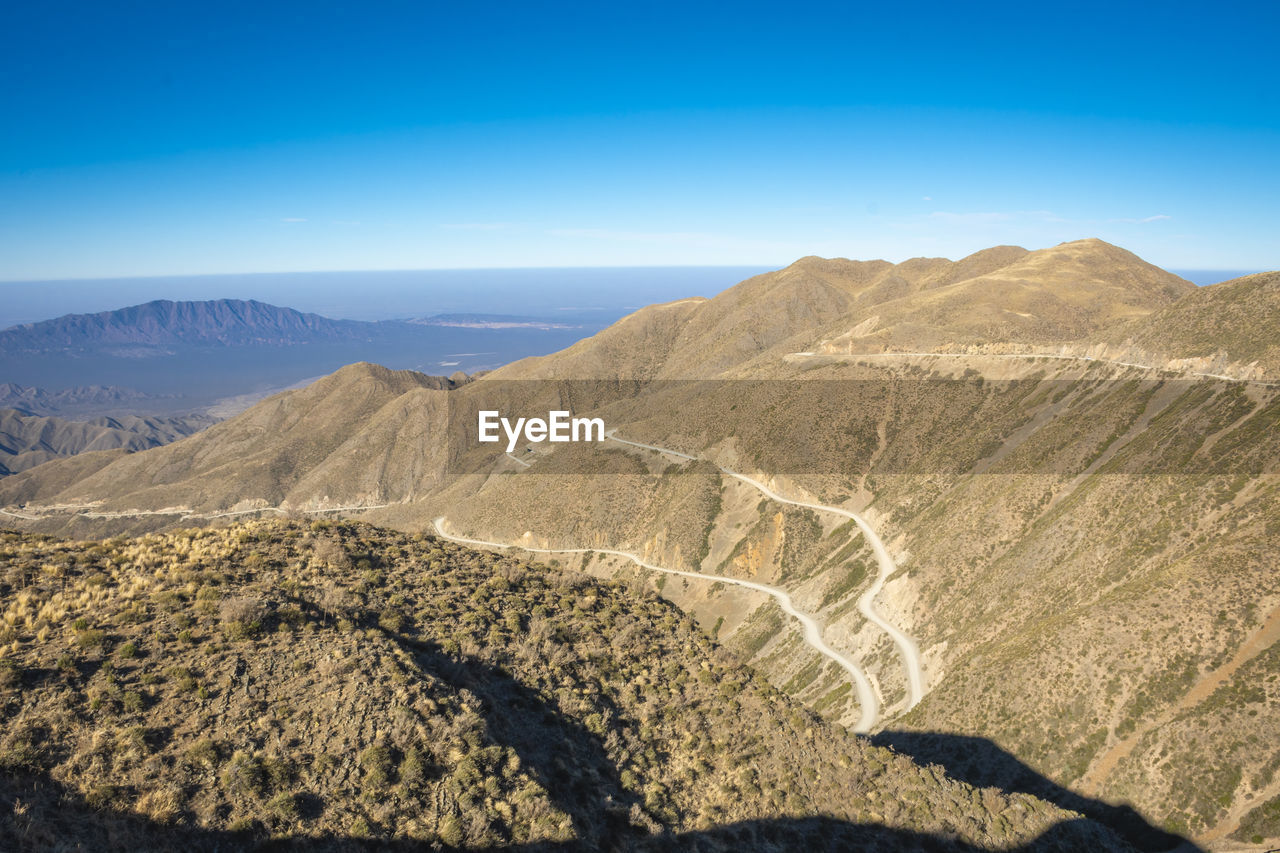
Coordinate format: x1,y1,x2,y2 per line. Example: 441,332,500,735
1102,270,1280,373
493,238,1195,381
0,383,170,418
0,408,214,476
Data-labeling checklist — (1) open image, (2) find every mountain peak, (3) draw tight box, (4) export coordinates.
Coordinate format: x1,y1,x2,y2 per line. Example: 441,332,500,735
786,255,894,275
1035,237,1172,269
1057,236,1115,248
1005,238,1194,296
316,361,459,395
1047,237,1133,256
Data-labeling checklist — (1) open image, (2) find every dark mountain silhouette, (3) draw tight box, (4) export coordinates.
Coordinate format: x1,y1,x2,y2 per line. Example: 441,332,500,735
0,299,598,412
0,298,375,354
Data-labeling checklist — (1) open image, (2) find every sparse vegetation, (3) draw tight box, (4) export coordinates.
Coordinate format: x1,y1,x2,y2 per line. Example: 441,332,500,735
0,520,1121,849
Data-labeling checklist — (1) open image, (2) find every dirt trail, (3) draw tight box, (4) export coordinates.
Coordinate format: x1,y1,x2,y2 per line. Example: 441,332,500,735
431,517,881,733
1,503,392,522
606,432,926,711
788,350,1279,386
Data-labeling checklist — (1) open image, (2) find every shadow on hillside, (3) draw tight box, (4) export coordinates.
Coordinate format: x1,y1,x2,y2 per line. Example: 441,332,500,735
400,632,645,846
367,606,1145,851
0,766,1140,852
0,587,1145,851
871,731,1199,853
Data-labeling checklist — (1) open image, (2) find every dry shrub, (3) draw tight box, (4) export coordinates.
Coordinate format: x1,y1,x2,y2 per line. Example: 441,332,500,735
219,596,266,639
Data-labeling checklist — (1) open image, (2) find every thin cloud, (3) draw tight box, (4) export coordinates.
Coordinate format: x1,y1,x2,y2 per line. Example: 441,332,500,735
929,211,1012,224
924,210,1067,225
547,228,717,244
1108,214,1172,224
440,222,512,231
281,217,308,223
922,210,1170,228
888,209,1071,233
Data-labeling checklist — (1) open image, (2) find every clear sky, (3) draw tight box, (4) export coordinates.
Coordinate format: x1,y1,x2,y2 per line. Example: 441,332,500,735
1,0,1277,280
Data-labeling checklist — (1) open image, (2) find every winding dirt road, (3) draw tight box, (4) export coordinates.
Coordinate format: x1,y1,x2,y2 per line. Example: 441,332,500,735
1,503,392,522
3,427,926,722
788,350,1279,387
431,517,881,733
605,432,925,710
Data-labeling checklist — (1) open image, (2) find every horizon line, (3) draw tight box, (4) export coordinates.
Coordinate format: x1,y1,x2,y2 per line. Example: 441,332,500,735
0,262,785,286
0,264,1270,288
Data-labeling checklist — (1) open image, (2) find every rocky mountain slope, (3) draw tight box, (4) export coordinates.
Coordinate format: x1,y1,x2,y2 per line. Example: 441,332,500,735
422,355,1278,846
0,521,1129,851
1102,271,1280,375
0,383,171,418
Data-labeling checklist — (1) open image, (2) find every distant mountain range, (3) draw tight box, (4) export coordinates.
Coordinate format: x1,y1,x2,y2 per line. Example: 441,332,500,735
0,299,601,410
0,299,600,356
411,313,582,330
0,298,389,356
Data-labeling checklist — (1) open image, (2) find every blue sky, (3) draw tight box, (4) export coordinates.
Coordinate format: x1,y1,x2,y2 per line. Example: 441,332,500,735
1,0,1277,279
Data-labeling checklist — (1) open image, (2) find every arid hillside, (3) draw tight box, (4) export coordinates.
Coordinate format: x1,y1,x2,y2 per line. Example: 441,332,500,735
0,409,214,476
0,521,1129,851
0,363,459,512
426,354,1279,846
1102,271,1280,374
496,239,1193,380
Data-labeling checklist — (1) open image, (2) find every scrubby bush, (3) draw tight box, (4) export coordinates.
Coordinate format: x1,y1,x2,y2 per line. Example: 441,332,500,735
221,751,267,798
268,791,299,821
360,744,396,789
75,629,106,650
219,596,266,639
0,659,19,689
186,738,220,770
